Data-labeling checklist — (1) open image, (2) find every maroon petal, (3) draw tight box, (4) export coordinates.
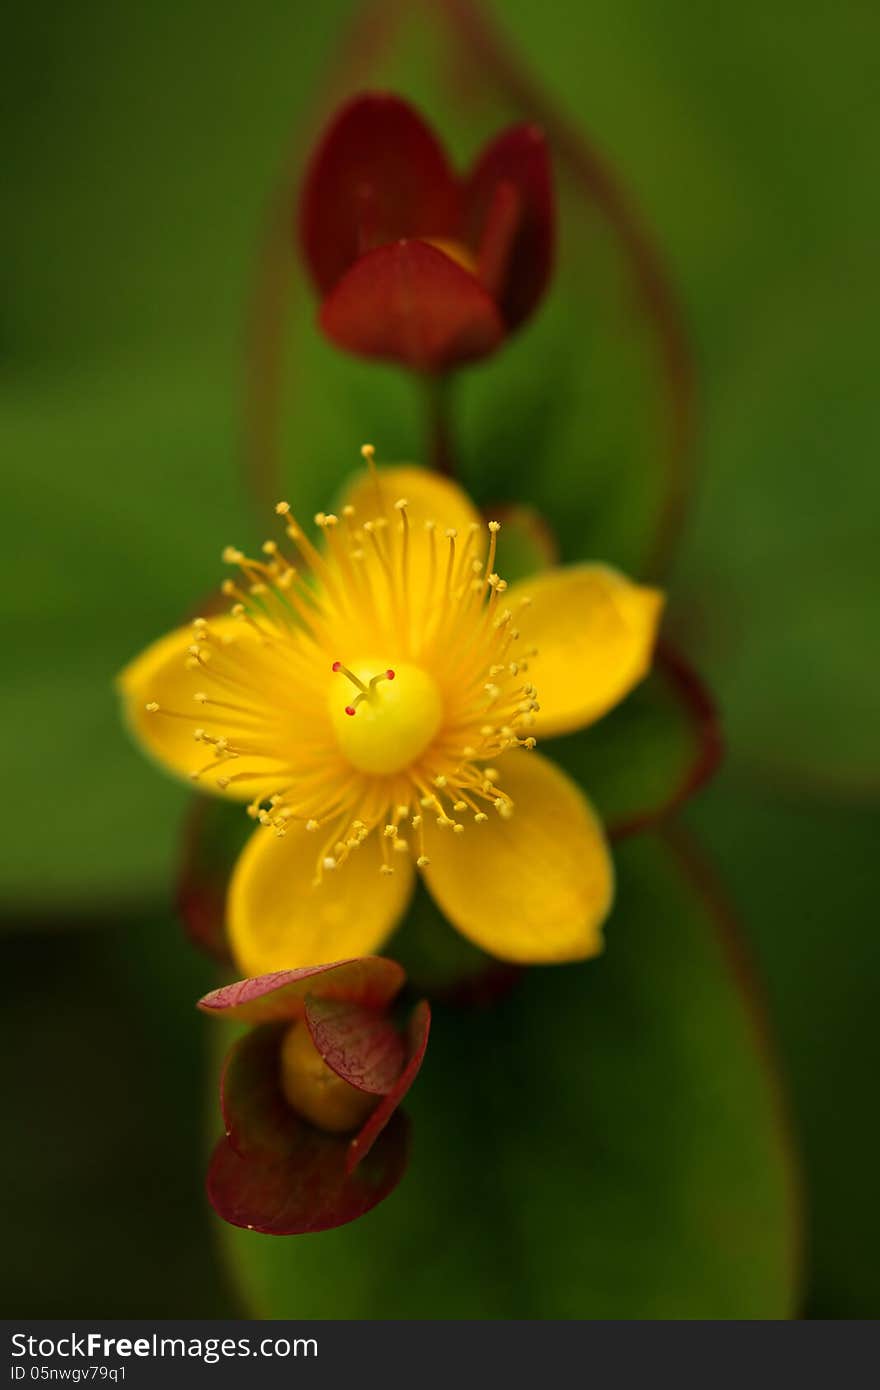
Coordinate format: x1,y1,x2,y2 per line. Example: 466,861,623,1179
299,92,460,294
347,999,431,1174
464,123,555,331
304,996,406,1095
198,956,405,1023
319,239,505,372
220,1023,299,1158
207,1111,411,1235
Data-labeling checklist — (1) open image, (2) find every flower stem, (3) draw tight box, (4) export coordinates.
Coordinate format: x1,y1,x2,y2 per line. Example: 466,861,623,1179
424,373,456,477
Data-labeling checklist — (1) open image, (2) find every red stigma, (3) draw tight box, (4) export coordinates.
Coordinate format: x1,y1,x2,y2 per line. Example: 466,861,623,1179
332,661,342,672
386,669,396,680
344,705,356,717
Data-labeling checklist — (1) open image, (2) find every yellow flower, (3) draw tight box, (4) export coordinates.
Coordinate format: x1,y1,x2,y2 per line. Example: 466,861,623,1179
119,450,663,973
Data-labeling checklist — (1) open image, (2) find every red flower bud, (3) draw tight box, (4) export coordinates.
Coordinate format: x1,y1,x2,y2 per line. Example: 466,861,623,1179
299,93,555,372
199,958,430,1234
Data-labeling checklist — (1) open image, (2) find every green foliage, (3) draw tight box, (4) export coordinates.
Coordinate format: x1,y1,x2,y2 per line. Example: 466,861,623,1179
3,0,877,1322
223,836,797,1318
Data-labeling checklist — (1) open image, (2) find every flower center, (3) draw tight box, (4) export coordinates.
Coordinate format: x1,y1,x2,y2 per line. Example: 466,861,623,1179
279,1022,376,1134
329,659,443,775
422,237,478,275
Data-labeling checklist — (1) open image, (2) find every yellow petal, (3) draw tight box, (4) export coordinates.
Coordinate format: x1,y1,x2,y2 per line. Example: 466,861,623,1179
117,619,273,801
510,564,664,737
335,464,488,637
337,463,483,538
228,824,415,976
422,751,613,964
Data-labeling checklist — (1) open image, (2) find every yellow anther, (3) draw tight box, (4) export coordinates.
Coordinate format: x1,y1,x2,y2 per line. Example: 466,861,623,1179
416,855,430,868
488,520,501,533
145,702,159,713
379,864,394,876
275,501,290,516
306,819,319,832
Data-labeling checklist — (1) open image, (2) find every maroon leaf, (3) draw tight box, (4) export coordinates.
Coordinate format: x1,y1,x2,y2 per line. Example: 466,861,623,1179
464,123,555,330
220,1023,299,1158
198,956,405,1023
608,639,724,840
347,999,431,1174
207,1109,411,1235
175,796,246,964
299,92,460,295
319,238,505,371
304,996,406,1095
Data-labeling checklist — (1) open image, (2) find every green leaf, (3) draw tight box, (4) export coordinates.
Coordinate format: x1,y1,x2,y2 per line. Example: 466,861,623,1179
220,834,798,1318
0,362,249,912
481,2,880,789
672,260,880,792
686,781,880,1318
551,643,722,839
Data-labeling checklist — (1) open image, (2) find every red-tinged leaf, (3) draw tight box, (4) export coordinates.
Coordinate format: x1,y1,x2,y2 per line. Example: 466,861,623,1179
220,1023,298,1159
464,123,555,330
175,797,248,964
319,238,505,372
198,956,405,1023
304,997,406,1095
207,1110,411,1236
550,639,723,839
608,641,723,839
299,92,460,295
347,999,430,1175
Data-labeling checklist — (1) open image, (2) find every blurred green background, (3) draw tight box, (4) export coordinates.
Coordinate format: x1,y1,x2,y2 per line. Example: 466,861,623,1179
2,0,877,1317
